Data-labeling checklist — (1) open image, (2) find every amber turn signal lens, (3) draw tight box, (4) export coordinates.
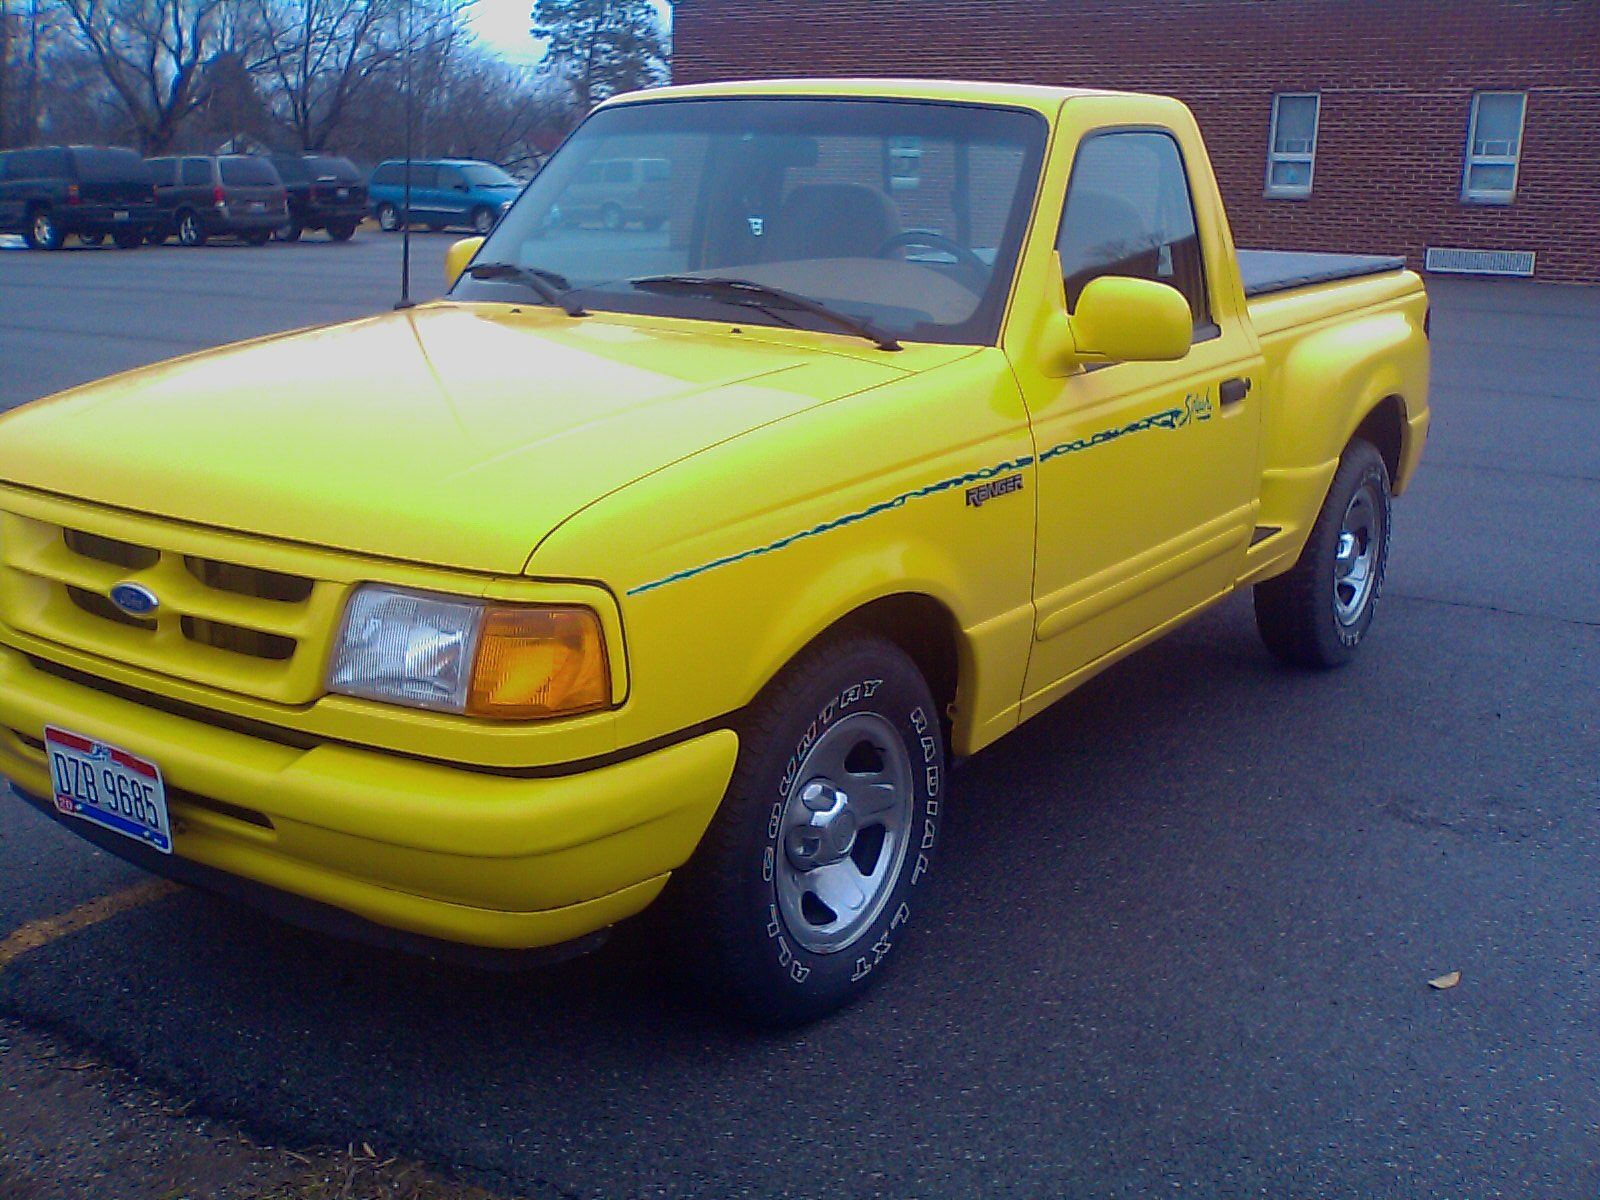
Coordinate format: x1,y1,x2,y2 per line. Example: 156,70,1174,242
466,605,610,719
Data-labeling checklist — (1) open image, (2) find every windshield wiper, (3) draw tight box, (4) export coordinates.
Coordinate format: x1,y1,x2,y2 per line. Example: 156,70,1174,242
629,275,902,351
465,262,587,317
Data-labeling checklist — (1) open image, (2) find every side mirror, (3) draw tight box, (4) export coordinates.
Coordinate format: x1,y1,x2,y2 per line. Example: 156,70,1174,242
1069,276,1193,363
444,235,485,289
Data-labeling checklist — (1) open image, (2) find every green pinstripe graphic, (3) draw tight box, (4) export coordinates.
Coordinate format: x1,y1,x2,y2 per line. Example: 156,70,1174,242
626,394,1213,596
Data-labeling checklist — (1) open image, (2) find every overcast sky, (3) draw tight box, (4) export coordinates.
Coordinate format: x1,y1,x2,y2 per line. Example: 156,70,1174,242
467,0,674,65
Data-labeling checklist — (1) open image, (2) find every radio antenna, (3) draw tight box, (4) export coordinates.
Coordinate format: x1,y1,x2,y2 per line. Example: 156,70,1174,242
394,0,416,310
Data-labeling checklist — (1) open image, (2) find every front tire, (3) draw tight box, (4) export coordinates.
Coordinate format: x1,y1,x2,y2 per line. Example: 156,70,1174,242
79,231,105,247
376,203,400,232
274,219,303,242
326,219,357,241
242,230,272,246
470,205,496,235
111,228,143,249
674,632,945,1026
1255,438,1392,668
600,202,624,232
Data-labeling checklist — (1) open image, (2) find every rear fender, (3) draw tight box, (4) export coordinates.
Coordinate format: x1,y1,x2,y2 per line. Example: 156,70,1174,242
1259,307,1429,531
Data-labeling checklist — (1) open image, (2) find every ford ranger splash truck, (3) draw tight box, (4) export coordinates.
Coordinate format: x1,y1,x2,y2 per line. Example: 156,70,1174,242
0,80,1429,1025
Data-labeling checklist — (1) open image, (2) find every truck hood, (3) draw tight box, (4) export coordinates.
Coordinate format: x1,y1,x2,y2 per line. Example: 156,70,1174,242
0,304,919,574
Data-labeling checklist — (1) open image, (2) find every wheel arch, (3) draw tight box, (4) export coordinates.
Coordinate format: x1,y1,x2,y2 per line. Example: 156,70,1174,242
1351,393,1406,486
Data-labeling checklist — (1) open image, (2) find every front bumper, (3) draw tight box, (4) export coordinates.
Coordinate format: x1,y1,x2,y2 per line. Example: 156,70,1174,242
0,644,738,950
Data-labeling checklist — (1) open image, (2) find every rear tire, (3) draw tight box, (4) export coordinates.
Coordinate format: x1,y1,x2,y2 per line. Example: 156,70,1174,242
326,219,357,241
79,231,105,247
470,205,496,235
111,228,143,249
175,210,207,247
274,219,303,242
25,208,62,250
1254,438,1392,669
671,632,946,1027
242,230,272,246
600,202,623,232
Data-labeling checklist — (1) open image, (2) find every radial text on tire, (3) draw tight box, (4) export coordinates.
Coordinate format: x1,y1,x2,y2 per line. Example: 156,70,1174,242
672,632,946,1026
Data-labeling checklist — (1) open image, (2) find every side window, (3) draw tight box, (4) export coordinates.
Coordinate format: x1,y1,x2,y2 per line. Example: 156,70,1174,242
371,163,397,187
603,161,632,184
1056,130,1212,332
181,158,210,186
437,167,463,191
146,158,174,185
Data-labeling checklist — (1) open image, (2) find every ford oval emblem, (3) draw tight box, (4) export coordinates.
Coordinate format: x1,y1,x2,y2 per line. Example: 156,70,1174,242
109,582,160,618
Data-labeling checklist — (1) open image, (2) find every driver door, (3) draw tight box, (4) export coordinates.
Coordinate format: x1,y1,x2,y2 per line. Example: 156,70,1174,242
1017,120,1263,716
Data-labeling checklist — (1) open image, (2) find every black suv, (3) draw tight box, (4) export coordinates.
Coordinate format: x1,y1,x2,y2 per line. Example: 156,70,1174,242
268,154,366,241
145,155,288,246
0,145,160,250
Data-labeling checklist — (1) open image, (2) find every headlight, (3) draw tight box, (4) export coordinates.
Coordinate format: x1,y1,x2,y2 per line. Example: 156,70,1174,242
328,586,610,720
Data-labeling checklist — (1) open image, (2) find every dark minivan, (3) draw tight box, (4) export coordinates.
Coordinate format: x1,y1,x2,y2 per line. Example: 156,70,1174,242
145,155,288,246
0,145,160,250
268,154,367,241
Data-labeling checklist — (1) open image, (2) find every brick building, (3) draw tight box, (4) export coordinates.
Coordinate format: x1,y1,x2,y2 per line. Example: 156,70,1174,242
671,0,1600,283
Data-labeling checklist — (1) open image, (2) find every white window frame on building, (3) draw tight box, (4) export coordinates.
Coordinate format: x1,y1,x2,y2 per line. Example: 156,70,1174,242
1264,92,1320,199
1461,91,1527,205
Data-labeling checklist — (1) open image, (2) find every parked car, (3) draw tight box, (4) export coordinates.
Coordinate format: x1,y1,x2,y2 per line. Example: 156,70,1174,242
0,80,1431,1026
368,158,520,235
268,153,367,242
554,156,670,230
0,145,160,250
144,155,288,246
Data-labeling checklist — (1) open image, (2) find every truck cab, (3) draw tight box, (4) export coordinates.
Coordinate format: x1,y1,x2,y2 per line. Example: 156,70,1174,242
0,81,1428,1025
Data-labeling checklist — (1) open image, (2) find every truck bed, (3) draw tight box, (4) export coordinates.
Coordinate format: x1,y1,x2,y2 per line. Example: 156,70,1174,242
1237,250,1407,298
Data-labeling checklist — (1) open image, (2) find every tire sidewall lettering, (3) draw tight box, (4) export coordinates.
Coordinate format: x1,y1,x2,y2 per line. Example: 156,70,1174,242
760,675,941,991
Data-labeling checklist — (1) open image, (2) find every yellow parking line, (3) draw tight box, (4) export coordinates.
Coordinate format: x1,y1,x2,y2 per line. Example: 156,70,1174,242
0,878,181,968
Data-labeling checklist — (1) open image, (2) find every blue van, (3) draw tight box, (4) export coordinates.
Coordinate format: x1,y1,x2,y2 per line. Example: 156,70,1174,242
368,158,522,235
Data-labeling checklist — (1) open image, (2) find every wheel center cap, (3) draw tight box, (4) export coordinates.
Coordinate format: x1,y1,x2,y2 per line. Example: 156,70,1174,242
786,780,858,870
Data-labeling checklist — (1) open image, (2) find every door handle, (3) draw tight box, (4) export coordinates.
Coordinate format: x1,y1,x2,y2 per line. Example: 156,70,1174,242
1219,377,1252,406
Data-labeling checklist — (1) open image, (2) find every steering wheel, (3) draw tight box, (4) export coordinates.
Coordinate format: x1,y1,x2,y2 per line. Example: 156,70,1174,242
876,230,989,292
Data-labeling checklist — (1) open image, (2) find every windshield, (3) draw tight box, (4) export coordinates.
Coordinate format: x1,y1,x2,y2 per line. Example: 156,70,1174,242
460,163,517,187
455,97,1048,345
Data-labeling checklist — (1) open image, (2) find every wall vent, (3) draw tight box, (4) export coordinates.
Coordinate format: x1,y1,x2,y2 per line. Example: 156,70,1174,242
1424,247,1536,277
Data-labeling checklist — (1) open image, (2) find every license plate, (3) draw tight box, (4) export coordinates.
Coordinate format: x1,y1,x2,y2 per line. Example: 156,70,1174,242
249,201,265,212
336,187,349,199
113,210,129,221
45,727,172,854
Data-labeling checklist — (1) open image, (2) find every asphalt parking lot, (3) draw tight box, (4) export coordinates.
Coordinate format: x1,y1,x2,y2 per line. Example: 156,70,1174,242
0,239,1597,1198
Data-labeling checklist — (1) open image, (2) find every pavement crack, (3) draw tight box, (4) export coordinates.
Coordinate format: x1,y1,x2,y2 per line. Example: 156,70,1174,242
1389,591,1600,628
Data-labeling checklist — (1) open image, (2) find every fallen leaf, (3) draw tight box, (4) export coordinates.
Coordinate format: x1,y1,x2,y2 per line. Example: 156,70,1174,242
1429,970,1462,990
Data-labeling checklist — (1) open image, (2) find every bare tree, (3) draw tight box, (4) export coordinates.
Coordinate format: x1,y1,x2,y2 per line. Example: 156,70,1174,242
56,0,229,152
246,0,389,150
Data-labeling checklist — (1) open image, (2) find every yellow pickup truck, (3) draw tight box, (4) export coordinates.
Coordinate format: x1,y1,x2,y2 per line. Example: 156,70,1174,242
0,79,1429,1024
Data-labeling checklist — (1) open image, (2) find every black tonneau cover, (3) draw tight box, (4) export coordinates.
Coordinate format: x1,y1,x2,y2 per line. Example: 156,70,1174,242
1237,249,1406,298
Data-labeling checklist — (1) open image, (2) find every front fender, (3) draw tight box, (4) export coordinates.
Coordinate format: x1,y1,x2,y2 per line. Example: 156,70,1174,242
529,350,1039,758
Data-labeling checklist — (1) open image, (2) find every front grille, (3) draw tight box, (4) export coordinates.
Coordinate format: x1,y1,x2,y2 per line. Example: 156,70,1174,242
0,510,348,704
